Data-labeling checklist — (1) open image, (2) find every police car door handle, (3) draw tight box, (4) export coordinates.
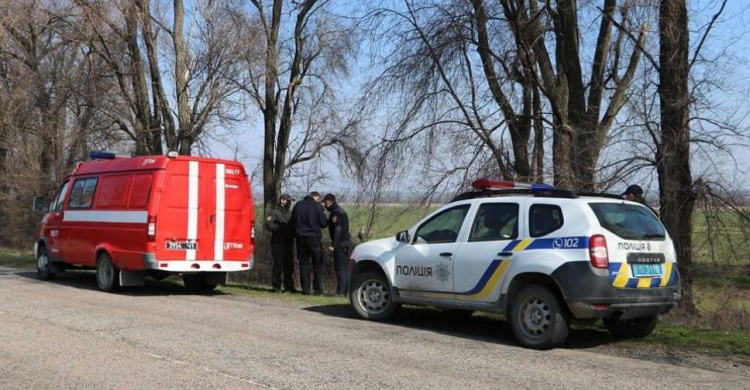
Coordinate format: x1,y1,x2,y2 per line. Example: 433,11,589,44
439,252,452,258
498,251,513,257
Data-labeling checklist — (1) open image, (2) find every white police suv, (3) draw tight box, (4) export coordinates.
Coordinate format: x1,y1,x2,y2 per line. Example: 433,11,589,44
347,179,680,349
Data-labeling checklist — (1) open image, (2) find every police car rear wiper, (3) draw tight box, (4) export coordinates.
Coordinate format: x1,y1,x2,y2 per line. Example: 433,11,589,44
641,233,665,239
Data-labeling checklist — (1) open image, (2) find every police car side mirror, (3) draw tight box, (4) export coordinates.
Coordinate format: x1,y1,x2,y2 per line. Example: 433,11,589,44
33,196,48,214
396,230,410,243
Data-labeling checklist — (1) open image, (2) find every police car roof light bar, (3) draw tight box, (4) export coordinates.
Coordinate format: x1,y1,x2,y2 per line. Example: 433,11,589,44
471,178,554,191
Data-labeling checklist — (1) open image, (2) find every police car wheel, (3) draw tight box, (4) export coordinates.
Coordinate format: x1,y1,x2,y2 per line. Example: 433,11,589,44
96,253,120,292
350,271,400,321
36,245,55,281
604,314,657,339
510,285,569,350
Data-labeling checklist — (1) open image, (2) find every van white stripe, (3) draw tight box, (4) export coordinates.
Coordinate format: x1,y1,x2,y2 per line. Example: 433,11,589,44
63,210,147,223
214,164,225,261
187,161,199,261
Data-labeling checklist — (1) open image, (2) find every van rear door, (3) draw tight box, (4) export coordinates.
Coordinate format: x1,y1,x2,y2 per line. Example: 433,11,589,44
155,159,251,262
208,162,252,261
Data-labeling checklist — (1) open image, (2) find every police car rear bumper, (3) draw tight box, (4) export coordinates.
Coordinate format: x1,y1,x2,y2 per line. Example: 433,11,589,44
142,253,252,272
552,261,681,320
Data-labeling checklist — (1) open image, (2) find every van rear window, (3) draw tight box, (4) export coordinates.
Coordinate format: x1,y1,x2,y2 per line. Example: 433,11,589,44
588,203,666,240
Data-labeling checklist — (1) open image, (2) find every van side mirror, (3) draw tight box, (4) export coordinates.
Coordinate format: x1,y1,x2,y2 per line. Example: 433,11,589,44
395,230,410,243
33,196,48,214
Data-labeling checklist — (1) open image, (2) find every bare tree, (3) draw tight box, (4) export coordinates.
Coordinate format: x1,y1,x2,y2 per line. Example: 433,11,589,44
234,0,356,217
360,0,649,194
498,0,648,190
657,0,695,313
74,0,245,155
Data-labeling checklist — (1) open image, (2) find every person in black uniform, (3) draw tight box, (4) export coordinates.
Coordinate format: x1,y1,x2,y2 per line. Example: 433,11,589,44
622,184,658,217
622,184,646,205
322,193,351,296
266,193,296,293
290,191,328,295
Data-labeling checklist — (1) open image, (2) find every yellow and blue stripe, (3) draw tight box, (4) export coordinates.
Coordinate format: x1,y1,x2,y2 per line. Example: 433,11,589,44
608,262,676,288
502,236,589,251
400,259,512,300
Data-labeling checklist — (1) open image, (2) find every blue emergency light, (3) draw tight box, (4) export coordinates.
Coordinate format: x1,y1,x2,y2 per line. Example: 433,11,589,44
89,151,117,160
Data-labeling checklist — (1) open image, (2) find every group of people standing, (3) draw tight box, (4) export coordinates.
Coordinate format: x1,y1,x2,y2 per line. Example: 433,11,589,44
265,191,351,296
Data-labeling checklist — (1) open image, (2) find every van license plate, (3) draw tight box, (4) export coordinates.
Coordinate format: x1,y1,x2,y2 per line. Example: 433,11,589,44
166,241,197,250
631,264,662,277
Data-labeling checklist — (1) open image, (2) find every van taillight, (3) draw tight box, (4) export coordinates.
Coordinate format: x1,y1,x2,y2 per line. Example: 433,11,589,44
147,215,156,240
589,234,609,268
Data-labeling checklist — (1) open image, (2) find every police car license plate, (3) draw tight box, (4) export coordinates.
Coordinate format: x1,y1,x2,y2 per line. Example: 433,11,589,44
166,241,197,250
631,263,662,277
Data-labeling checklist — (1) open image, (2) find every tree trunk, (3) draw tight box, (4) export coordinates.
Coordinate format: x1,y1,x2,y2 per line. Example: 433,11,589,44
658,0,696,314
261,0,284,220
125,1,152,156
173,0,192,155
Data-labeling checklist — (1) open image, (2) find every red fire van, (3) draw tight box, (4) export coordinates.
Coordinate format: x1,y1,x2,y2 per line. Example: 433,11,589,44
33,152,254,292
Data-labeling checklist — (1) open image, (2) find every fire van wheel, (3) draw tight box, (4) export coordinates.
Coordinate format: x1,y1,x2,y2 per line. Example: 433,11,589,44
349,271,400,321
36,245,56,281
604,314,658,339
182,274,217,294
96,253,120,292
509,284,569,350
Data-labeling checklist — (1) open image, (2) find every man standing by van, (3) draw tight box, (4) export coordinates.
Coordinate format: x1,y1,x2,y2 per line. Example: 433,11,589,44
266,193,296,293
322,193,351,296
291,191,328,295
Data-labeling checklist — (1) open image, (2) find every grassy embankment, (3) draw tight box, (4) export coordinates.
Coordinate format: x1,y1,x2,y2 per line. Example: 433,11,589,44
2,204,747,356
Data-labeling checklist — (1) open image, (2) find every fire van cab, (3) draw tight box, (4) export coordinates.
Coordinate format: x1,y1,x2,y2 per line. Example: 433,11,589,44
33,152,254,292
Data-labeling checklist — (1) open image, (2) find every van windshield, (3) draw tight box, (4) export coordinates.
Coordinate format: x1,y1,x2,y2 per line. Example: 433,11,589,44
588,203,666,240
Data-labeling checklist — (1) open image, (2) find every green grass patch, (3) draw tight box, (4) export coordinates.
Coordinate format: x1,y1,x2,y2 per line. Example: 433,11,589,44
0,248,35,269
624,323,750,356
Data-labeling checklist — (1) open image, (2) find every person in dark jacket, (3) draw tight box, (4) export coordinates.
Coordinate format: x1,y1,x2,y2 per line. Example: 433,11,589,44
266,193,296,293
322,193,351,296
622,184,646,204
290,191,328,295
622,184,658,216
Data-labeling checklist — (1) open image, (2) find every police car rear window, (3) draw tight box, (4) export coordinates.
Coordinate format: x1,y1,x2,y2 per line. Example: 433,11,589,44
588,203,666,240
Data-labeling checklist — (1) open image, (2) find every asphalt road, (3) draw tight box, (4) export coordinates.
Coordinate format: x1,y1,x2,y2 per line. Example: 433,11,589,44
1,266,747,390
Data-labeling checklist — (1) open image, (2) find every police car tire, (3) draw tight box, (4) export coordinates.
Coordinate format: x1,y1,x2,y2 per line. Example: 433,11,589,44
96,252,120,292
603,315,657,339
183,274,217,294
509,285,569,350
36,245,56,281
350,271,400,321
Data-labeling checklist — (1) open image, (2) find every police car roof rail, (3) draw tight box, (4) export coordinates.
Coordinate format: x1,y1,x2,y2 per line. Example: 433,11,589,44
450,188,578,202
576,192,624,200
450,189,624,202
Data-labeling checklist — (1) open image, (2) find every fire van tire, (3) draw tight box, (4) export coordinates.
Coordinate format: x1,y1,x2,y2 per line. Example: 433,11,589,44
96,253,120,292
350,271,400,321
183,274,217,294
36,245,56,281
510,284,569,350
604,314,658,339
